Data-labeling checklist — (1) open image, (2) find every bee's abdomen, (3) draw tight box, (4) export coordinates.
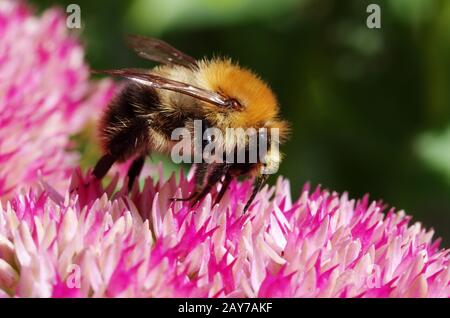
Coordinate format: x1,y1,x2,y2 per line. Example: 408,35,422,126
99,83,160,162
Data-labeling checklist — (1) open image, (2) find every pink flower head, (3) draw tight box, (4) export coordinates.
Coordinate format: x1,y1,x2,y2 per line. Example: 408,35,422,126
0,0,115,199
0,168,448,298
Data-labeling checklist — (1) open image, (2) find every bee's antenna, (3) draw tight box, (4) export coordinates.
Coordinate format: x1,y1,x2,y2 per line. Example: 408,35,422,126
91,69,104,75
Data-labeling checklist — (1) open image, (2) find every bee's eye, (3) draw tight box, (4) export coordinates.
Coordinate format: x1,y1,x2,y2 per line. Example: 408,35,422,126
228,98,243,110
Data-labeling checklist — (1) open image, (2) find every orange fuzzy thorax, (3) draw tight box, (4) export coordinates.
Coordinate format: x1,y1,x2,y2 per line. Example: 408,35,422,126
196,59,285,132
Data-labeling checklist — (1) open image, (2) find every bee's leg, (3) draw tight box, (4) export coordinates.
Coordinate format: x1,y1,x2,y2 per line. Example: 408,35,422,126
93,153,117,180
195,163,209,187
90,83,156,189
70,153,117,193
174,119,215,201
171,119,219,203
127,154,146,190
213,172,232,205
188,164,230,207
243,174,269,213
171,163,208,201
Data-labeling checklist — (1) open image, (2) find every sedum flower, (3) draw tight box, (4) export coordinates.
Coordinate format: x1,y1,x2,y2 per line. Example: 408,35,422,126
0,0,115,199
0,168,448,298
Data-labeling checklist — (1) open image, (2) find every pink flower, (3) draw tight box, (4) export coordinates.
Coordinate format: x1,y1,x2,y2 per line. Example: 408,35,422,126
0,168,448,298
0,0,115,199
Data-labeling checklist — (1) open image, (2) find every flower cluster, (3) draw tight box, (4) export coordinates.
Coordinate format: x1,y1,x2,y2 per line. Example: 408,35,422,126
0,0,114,199
0,169,448,297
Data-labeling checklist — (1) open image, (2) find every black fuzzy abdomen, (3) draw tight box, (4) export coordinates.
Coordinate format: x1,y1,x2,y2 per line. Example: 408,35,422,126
99,83,160,162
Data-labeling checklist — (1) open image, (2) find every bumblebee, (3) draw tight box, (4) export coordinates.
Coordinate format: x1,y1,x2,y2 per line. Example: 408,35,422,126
93,35,288,212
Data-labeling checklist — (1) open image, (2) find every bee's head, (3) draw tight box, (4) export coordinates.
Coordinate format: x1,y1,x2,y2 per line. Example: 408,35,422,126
197,58,289,172
197,58,283,127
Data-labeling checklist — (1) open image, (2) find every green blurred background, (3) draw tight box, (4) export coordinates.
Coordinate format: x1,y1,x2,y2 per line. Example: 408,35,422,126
32,0,450,245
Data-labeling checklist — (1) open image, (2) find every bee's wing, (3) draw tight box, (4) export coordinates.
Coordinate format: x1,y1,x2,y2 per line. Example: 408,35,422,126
127,35,198,69
97,68,238,108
